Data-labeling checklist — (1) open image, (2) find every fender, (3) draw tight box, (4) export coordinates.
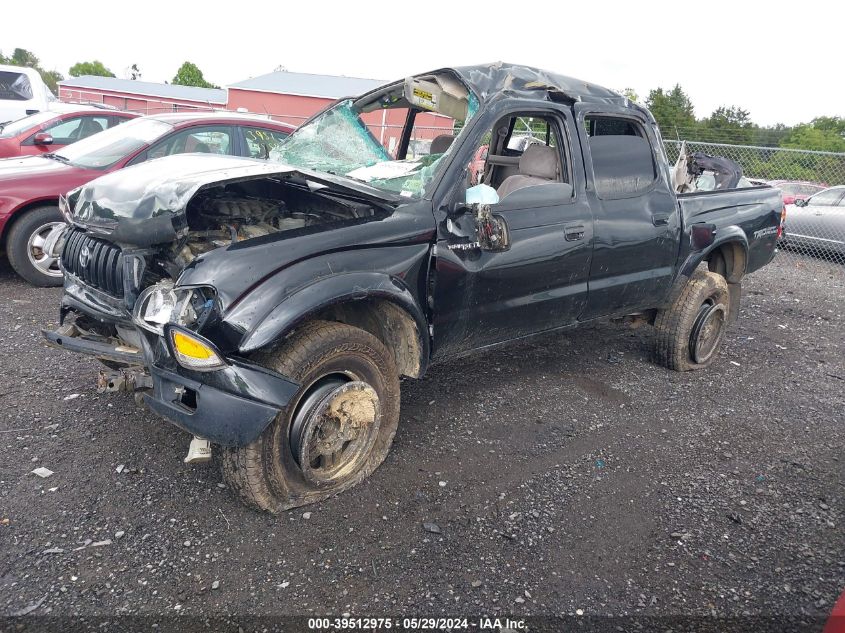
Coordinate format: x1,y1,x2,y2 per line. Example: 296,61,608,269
237,271,430,369
677,225,748,280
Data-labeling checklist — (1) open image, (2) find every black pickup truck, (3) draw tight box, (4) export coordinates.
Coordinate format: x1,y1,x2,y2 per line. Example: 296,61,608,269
44,64,784,513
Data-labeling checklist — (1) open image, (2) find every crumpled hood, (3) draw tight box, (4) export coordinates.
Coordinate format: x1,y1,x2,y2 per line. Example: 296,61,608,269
71,153,401,247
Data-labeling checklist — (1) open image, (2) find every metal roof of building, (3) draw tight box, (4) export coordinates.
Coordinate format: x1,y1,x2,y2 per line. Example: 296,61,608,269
58,76,227,104
228,70,387,99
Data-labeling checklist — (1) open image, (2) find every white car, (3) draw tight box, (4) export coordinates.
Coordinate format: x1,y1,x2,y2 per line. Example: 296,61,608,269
0,64,56,125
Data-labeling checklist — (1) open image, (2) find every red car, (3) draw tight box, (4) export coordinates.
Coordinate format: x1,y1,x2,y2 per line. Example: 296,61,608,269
0,105,137,158
468,144,488,185
0,113,295,286
768,180,827,205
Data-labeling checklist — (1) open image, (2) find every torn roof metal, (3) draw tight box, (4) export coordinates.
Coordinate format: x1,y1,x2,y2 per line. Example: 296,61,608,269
452,62,625,103
360,62,652,122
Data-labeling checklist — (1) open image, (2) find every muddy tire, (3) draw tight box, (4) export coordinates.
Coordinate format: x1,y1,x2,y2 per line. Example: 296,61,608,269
6,206,65,287
221,320,400,514
653,269,730,372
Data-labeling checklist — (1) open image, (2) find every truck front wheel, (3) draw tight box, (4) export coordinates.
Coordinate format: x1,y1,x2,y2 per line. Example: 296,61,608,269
653,269,730,372
221,320,400,513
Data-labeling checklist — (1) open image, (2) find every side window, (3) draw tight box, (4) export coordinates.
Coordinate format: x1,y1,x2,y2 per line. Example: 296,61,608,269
809,189,842,206
243,127,289,159
77,116,109,140
146,126,234,161
108,115,131,129
0,71,33,101
42,116,86,144
585,115,656,198
464,112,571,200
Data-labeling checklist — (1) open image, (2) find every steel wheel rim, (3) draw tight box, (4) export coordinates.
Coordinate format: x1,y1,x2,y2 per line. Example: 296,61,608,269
290,380,381,486
26,221,65,277
690,299,726,364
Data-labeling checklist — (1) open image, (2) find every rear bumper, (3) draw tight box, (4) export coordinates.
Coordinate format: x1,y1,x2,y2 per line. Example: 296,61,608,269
42,317,299,447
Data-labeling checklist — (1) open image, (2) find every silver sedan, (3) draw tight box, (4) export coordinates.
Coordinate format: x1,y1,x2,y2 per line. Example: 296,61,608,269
781,185,845,264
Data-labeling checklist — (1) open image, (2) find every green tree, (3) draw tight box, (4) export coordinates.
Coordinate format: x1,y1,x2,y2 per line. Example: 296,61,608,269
646,85,697,139
0,48,63,94
40,69,63,93
10,48,40,68
752,123,793,147
781,117,845,152
620,87,639,103
69,60,115,78
171,62,218,89
701,106,754,144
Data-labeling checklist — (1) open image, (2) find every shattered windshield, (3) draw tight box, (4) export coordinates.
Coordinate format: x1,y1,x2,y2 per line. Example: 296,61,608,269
271,75,478,198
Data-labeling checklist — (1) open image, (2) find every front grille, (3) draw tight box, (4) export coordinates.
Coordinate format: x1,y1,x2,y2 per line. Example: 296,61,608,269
62,229,124,297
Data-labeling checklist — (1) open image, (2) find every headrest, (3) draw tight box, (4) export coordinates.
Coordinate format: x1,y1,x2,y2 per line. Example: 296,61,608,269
519,144,557,179
430,134,455,155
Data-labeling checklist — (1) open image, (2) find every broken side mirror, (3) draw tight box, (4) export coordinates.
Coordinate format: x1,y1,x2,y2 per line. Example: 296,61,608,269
446,202,510,252
474,204,510,252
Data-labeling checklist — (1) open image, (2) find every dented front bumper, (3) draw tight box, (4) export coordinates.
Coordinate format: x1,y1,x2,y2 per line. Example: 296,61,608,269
42,306,299,447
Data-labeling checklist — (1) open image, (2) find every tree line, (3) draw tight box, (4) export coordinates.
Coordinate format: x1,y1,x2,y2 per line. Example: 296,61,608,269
622,85,844,153
3,47,841,156
1,48,219,92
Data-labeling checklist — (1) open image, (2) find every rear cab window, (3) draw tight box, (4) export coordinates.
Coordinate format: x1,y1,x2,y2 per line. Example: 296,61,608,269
584,115,657,198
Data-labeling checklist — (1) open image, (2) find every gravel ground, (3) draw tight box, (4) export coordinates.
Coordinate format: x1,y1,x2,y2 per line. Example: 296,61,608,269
0,253,843,627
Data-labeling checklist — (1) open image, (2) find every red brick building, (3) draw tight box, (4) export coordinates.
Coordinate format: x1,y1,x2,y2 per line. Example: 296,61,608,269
59,70,455,149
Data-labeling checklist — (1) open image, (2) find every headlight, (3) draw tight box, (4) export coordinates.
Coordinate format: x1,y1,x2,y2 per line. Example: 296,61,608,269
132,281,212,335
168,327,226,371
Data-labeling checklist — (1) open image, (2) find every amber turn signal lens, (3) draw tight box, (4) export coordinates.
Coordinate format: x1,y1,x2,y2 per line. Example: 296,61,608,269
170,330,225,370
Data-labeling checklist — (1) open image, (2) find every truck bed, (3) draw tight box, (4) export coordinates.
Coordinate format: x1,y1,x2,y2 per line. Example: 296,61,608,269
678,185,784,275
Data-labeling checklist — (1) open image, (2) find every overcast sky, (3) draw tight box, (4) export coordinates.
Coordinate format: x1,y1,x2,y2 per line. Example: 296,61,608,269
4,0,841,126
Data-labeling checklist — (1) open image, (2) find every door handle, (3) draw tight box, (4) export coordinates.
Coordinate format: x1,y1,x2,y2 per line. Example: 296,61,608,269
564,223,586,241
652,214,671,226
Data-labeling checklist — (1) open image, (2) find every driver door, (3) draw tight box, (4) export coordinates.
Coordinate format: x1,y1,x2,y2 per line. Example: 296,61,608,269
431,107,594,358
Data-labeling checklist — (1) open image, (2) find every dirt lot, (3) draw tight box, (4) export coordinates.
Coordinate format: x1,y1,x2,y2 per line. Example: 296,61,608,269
0,254,843,627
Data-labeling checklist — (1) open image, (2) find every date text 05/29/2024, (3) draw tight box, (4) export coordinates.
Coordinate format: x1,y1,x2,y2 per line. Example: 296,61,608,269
307,617,527,630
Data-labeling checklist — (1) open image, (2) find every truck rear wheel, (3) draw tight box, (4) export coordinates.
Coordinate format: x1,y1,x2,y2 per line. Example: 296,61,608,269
653,269,730,372
221,320,400,514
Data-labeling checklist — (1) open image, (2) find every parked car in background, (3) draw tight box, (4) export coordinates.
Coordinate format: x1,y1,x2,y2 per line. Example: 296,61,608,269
768,180,827,205
781,185,845,263
0,113,295,286
469,144,488,184
0,104,136,158
0,64,56,124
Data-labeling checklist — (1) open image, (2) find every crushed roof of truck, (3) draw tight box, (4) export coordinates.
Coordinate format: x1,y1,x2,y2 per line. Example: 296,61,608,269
453,62,648,111
367,62,653,121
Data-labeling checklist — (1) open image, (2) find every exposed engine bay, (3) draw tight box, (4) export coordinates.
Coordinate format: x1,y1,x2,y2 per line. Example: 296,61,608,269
158,178,379,279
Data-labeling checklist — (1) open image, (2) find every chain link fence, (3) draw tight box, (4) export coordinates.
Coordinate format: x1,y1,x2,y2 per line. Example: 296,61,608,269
665,141,845,266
